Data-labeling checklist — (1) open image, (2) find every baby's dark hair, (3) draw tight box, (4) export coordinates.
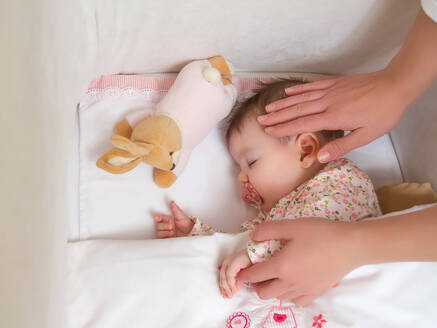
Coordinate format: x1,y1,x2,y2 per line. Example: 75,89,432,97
224,78,344,144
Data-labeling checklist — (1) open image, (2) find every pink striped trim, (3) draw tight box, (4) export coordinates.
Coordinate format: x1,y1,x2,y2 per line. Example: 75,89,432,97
87,75,279,93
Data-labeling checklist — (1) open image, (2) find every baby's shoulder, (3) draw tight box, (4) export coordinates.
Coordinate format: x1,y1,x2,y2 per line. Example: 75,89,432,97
317,158,369,181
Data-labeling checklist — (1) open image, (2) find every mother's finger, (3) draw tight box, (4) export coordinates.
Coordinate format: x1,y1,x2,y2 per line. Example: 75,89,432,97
253,278,287,300
291,294,318,307
237,258,280,283
265,90,327,113
284,78,337,96
317,128,372,162
259,100,326,126
264,112,333,138
277,290,302,302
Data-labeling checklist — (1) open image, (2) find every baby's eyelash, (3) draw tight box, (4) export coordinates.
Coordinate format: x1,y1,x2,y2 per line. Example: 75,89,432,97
248,160,257,167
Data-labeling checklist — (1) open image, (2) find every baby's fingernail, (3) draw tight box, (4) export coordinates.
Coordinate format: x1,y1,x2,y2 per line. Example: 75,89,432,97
318,151,330,163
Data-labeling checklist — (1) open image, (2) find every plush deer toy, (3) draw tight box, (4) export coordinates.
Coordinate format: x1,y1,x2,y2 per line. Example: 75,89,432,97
96,56,237,188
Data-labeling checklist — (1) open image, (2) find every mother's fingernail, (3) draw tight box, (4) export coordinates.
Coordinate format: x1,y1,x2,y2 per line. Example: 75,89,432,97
257,115,266,122
265,104,274,112
264,127,273,134
318,151,330,163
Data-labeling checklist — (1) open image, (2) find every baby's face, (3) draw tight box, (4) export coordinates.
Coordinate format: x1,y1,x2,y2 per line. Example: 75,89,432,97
229,117,307,212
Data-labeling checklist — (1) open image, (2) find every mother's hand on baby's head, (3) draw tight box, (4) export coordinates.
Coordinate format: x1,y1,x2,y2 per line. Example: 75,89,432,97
237,219,362,306
257,70,408,163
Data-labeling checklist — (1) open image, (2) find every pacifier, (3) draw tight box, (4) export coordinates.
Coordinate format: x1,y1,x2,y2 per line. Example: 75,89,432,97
242,182,263,208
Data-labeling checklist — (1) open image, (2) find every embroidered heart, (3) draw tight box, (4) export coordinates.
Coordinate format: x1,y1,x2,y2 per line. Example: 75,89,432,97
234,319,241,324
273,313,287,322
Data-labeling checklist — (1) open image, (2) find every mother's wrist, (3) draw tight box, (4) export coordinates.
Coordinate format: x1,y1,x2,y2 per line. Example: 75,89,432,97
347,221,374,268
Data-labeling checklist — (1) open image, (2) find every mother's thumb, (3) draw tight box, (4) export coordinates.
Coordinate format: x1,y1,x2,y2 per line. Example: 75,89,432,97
250,221,297,242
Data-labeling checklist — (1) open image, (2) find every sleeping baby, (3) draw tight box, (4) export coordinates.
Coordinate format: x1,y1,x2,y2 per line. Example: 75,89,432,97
154,78,382,299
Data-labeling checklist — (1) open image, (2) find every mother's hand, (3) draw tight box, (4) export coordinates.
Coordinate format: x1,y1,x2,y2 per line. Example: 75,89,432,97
237,219,362,306
257,70,408,163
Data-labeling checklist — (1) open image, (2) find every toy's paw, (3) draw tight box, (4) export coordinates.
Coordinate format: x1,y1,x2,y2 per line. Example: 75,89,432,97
97,148,141,174
203,67,221,84
208,56,234,85
154,168,177,188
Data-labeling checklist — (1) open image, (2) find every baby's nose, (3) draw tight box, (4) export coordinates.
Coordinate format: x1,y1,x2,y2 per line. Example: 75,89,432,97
238,171,248,183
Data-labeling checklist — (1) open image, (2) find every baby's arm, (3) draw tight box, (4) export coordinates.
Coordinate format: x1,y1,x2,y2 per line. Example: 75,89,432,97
154,201,223,238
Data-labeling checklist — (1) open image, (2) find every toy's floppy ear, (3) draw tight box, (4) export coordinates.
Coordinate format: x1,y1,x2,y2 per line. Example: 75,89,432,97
110,134,154,156
96,148,142,174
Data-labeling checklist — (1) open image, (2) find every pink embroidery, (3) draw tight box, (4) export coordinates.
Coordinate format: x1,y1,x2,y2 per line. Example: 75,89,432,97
262,302,297,328
273,313,287,322
332,283,339,288
226,312,251,328
312,314,327,328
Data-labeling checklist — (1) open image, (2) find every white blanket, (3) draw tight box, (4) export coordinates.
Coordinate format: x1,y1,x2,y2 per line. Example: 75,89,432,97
68,205,437,328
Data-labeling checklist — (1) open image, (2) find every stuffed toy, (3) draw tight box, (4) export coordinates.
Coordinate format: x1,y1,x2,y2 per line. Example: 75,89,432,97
96,56,237,188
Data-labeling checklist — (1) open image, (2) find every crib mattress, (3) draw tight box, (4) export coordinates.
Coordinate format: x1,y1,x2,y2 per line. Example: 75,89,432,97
68,73,402,241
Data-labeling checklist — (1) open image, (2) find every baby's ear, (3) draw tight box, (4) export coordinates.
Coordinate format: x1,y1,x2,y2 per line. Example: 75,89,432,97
295,133,320,168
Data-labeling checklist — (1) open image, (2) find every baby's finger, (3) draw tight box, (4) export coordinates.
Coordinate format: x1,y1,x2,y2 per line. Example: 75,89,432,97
170,201,188,220
226,264,241,295
220,264,232,298
156,222,174,231
154,214,171,223
156,230,175,238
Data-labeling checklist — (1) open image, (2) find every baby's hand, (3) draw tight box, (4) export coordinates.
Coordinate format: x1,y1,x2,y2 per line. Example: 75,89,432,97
154,201,194,238
220,250,252,298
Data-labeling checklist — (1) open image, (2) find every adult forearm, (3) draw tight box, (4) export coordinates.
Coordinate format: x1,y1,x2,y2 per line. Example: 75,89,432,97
386,9,437,106
354,205,437,265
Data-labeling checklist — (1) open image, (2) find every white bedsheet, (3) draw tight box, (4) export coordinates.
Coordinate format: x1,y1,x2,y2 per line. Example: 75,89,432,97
71,74,402,241
68,205,437,328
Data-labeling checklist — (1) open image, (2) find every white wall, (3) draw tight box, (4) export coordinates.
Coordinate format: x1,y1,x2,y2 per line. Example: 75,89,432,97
0,1,92,327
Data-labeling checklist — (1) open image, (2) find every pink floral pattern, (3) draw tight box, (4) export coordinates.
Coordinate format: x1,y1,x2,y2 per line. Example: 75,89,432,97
246,158,381,264
188,159,381,264
189,217,223,236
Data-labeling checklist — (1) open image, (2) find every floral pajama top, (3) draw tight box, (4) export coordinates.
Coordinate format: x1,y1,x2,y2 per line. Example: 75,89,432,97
189,158,382,264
